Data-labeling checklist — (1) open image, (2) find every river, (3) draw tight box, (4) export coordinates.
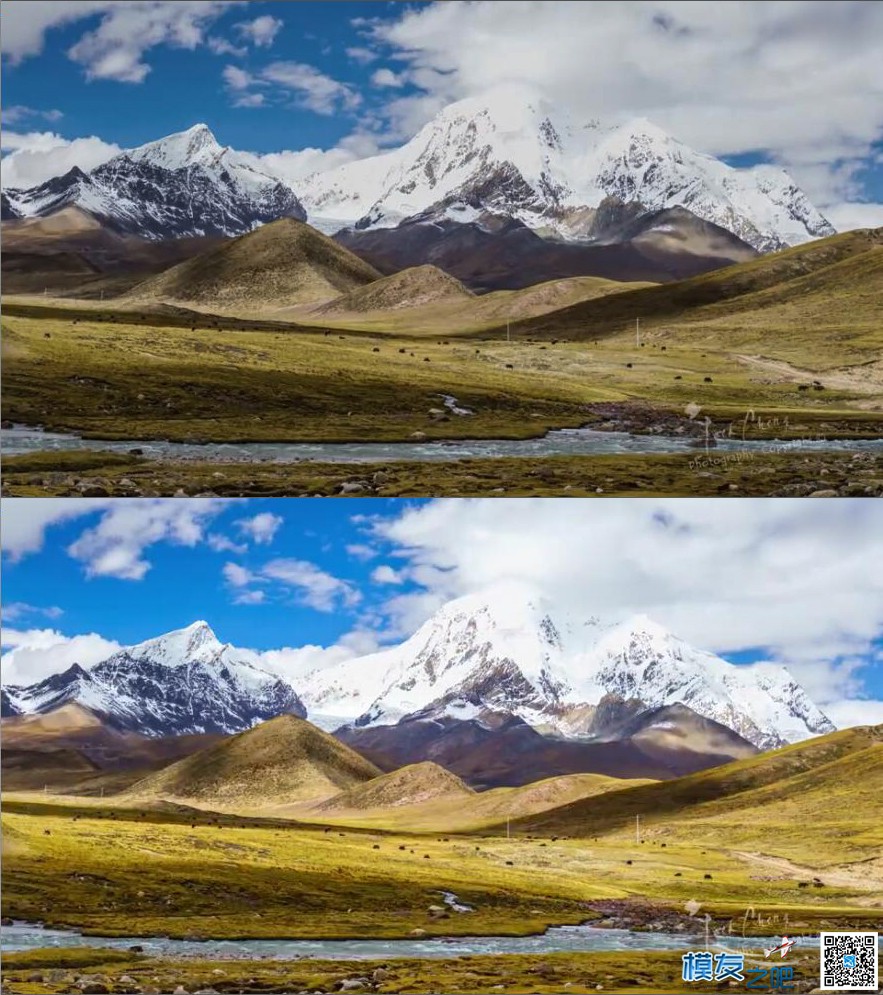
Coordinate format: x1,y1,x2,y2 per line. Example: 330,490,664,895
4,425,883,464
3,921,811,960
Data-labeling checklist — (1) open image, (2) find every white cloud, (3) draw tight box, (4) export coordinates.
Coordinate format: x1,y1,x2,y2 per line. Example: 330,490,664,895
371,564,404,585
2,105,63,126
222,561,256,587
65,500,229,580
253,628,382,684
207,533,247,554
236,512,283,545
346,543,378,562
261,558,361,613
1,0,115,63
235,15,282,48
823,699,883,729
370,68,404,89
822,202,883,232
250,146,360,186
207,35,247,57
346,46,378,65
234,588,266,606
371,499,883,707
369,0,883,218
66,1,237,83
233,92,266,109
1,627,120,685
2,498,113,560
222,64,255,90
2,602,64,623
261,61,362,116
0,130,121,189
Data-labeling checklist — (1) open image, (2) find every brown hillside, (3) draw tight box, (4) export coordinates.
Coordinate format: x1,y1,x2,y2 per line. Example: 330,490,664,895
312,265,473,316
504,723,883,837
125,715,382,810
315,760,474,813
506,227,883,341
126,218,382,311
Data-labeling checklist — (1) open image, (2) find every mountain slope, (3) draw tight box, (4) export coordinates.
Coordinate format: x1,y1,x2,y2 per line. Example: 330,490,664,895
339,706,757,788
507,723,883,837
337,211,757,292
126,715,382,809
1,747,99,792
127,217,382,310
311,264,473,316
0,702,221,772
314,760,474,813
3,125,305,239
301,85,832,251
302,583,833,750
507,226,883,341
5,621,305,737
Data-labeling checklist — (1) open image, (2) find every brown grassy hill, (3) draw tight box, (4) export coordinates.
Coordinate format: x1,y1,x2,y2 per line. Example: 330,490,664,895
1,703,220,772
314,760,474,813
312,265,473,316
505,723,883,838
507,227,883,350
125,715,382,810
126,218,382,312
1,747,98,791
1,207,220,296
302,272,654,335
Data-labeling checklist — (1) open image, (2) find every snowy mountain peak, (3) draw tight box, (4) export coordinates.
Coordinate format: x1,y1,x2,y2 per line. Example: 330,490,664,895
298,89,833,250
5,622,305,737
127,620,225,667
299,589,835,750
125,123,225,171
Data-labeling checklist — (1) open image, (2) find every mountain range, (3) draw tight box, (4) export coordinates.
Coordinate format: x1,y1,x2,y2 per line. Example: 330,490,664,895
2,88,833,268
2,587,834,787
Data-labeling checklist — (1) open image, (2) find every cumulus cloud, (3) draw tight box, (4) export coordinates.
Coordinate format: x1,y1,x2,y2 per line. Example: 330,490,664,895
261,61,362,116
346,46,378,66
371,564,404,585
1,130,121,188
235,15,282,48
261,558,361,613
2,105,63,126
346,544,378,562
2,603,64,623
60,500,229,580
236,512,283,545
371,499,883,705
370,68,404,89
368,0,883,221
253,628,382,685
2,498,113,560
1,627,120,685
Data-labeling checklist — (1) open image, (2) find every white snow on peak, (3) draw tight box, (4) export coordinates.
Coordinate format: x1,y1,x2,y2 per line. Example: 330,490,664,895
125,123,224,171
127,620,225,667
297,87,834,250
298,588,835,749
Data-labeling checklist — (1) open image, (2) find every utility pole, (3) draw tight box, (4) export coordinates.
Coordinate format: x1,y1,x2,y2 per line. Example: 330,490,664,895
507,816,511,840
636,317,640,348
506,320,511,344
636,814,640,844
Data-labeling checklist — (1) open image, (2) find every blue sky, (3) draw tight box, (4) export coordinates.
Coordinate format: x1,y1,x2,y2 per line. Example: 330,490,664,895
2,498,882,729
2,1,882,228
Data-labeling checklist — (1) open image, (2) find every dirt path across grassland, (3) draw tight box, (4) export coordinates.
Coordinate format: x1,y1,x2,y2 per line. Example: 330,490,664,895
732,849,883,896
735,354,883,398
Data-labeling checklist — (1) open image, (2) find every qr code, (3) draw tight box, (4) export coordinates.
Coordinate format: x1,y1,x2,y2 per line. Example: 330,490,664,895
820,931,879,991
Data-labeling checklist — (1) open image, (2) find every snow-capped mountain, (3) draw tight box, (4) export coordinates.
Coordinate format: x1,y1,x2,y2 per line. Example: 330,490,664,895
298,85,834,252
299,584,835,750
3,124,306,239
3,621,305,736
